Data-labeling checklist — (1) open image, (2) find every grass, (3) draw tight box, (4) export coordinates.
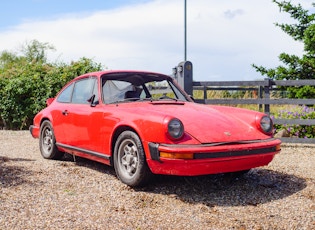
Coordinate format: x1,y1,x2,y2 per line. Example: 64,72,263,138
193,89,283,114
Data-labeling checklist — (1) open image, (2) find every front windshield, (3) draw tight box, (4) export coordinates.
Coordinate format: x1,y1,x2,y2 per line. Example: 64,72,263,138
102,76,188,104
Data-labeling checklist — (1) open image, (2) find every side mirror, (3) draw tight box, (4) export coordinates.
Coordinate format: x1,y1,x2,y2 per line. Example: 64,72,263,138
88,95,99,107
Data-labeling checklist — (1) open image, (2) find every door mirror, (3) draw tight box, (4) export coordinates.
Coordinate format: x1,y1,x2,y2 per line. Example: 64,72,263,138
88,95,99,107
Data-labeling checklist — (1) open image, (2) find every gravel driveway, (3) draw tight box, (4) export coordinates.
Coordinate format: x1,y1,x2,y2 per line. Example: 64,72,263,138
0,131,314,229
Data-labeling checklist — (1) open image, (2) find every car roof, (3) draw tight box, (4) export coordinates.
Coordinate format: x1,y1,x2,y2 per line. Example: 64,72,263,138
77,70,172,86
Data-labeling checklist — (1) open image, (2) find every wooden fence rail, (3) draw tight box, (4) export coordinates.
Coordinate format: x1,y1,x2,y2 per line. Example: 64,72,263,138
191,79,315,144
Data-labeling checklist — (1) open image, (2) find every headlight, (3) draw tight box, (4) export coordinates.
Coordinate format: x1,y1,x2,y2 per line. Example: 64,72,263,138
168,118,184,139
260,116,273,133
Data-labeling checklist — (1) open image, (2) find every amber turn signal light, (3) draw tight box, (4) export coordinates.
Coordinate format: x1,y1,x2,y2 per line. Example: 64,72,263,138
160,152,194,159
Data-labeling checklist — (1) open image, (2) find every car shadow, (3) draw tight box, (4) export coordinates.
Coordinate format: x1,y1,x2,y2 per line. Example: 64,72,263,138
0,156,36,188
59,155,307,207
139,169,307,207
61,153,116,177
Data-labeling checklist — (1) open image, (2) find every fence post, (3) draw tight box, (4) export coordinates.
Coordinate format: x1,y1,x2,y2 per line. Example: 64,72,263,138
264,78,272,114
203,86,207,102
258,86,263,112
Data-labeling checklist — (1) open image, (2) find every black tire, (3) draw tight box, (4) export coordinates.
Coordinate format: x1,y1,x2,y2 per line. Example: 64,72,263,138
114,131,152,187
39,120,64,160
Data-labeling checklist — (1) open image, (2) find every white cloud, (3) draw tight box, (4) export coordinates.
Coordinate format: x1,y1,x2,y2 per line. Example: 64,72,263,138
224,9,245,19
0,0,311,80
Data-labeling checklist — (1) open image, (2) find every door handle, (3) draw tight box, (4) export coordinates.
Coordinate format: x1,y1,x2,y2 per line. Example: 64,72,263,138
62,110,69,116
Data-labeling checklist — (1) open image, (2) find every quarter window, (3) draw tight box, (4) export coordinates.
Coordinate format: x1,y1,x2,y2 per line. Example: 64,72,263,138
57,83,74,103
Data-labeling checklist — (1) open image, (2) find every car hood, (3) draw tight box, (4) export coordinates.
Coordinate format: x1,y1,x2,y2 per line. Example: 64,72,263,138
127,101,268,143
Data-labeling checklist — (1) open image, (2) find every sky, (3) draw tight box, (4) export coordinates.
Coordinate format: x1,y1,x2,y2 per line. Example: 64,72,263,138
0,0,313,81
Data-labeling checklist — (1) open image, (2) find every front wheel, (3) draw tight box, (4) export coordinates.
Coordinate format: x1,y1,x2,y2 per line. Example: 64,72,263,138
114,131,152,187
39,120,64,160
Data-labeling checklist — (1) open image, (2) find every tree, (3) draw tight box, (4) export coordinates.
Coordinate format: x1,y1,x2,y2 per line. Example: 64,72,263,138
21,40,56,63
0,40,102,129
253,1,315,98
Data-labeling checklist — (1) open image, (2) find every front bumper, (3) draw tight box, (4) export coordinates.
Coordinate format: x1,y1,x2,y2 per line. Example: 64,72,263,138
146,138,281,176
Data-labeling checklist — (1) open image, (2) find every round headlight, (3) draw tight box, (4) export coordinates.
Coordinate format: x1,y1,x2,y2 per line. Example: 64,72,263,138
260,116,273,133
168,118,184,139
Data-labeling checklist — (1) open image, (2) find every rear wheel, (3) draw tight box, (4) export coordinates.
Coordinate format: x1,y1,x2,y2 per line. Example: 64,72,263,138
39,120,64,160
114,131,152,187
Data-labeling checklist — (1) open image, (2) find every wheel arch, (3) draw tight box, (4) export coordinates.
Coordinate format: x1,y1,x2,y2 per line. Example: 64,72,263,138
40,117,51,127
39,117,61,145
38,118,65,160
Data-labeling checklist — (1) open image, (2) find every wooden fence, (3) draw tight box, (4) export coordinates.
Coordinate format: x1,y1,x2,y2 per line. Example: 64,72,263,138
192,79,315,144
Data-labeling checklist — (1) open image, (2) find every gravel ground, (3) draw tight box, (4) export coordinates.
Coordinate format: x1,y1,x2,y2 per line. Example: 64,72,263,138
0,130,314,230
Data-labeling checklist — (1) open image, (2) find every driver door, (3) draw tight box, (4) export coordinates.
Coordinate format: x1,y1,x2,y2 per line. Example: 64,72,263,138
66,76,102,151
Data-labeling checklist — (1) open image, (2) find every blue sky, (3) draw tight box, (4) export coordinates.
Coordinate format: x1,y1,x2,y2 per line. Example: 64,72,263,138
0,0,313,81
1,0,150,29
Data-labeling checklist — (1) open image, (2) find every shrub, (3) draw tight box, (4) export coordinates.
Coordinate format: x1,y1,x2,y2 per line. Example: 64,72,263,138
0,56,102,130
272,105,315,138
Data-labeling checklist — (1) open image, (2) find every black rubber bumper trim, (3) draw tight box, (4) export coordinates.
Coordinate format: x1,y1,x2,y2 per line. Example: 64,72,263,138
148,142,161,162
194,146,278,159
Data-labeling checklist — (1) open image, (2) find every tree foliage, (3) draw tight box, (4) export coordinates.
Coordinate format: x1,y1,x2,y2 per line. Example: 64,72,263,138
0,40,102,129
253,0,315,98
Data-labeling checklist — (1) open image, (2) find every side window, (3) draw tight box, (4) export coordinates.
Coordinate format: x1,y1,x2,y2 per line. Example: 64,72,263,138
72,77,95,104
57,83,74,103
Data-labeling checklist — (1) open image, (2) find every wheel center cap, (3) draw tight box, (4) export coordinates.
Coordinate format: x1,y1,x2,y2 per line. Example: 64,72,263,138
126,155,132,164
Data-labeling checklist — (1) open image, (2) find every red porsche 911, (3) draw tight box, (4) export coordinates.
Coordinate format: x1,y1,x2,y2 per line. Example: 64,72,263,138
30,70,281,187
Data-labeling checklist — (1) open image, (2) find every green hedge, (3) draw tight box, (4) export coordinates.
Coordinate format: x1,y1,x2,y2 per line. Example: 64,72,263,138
0,57,102,130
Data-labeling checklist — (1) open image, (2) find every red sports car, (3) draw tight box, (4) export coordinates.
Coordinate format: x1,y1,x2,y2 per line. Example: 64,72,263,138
30,70,281,187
